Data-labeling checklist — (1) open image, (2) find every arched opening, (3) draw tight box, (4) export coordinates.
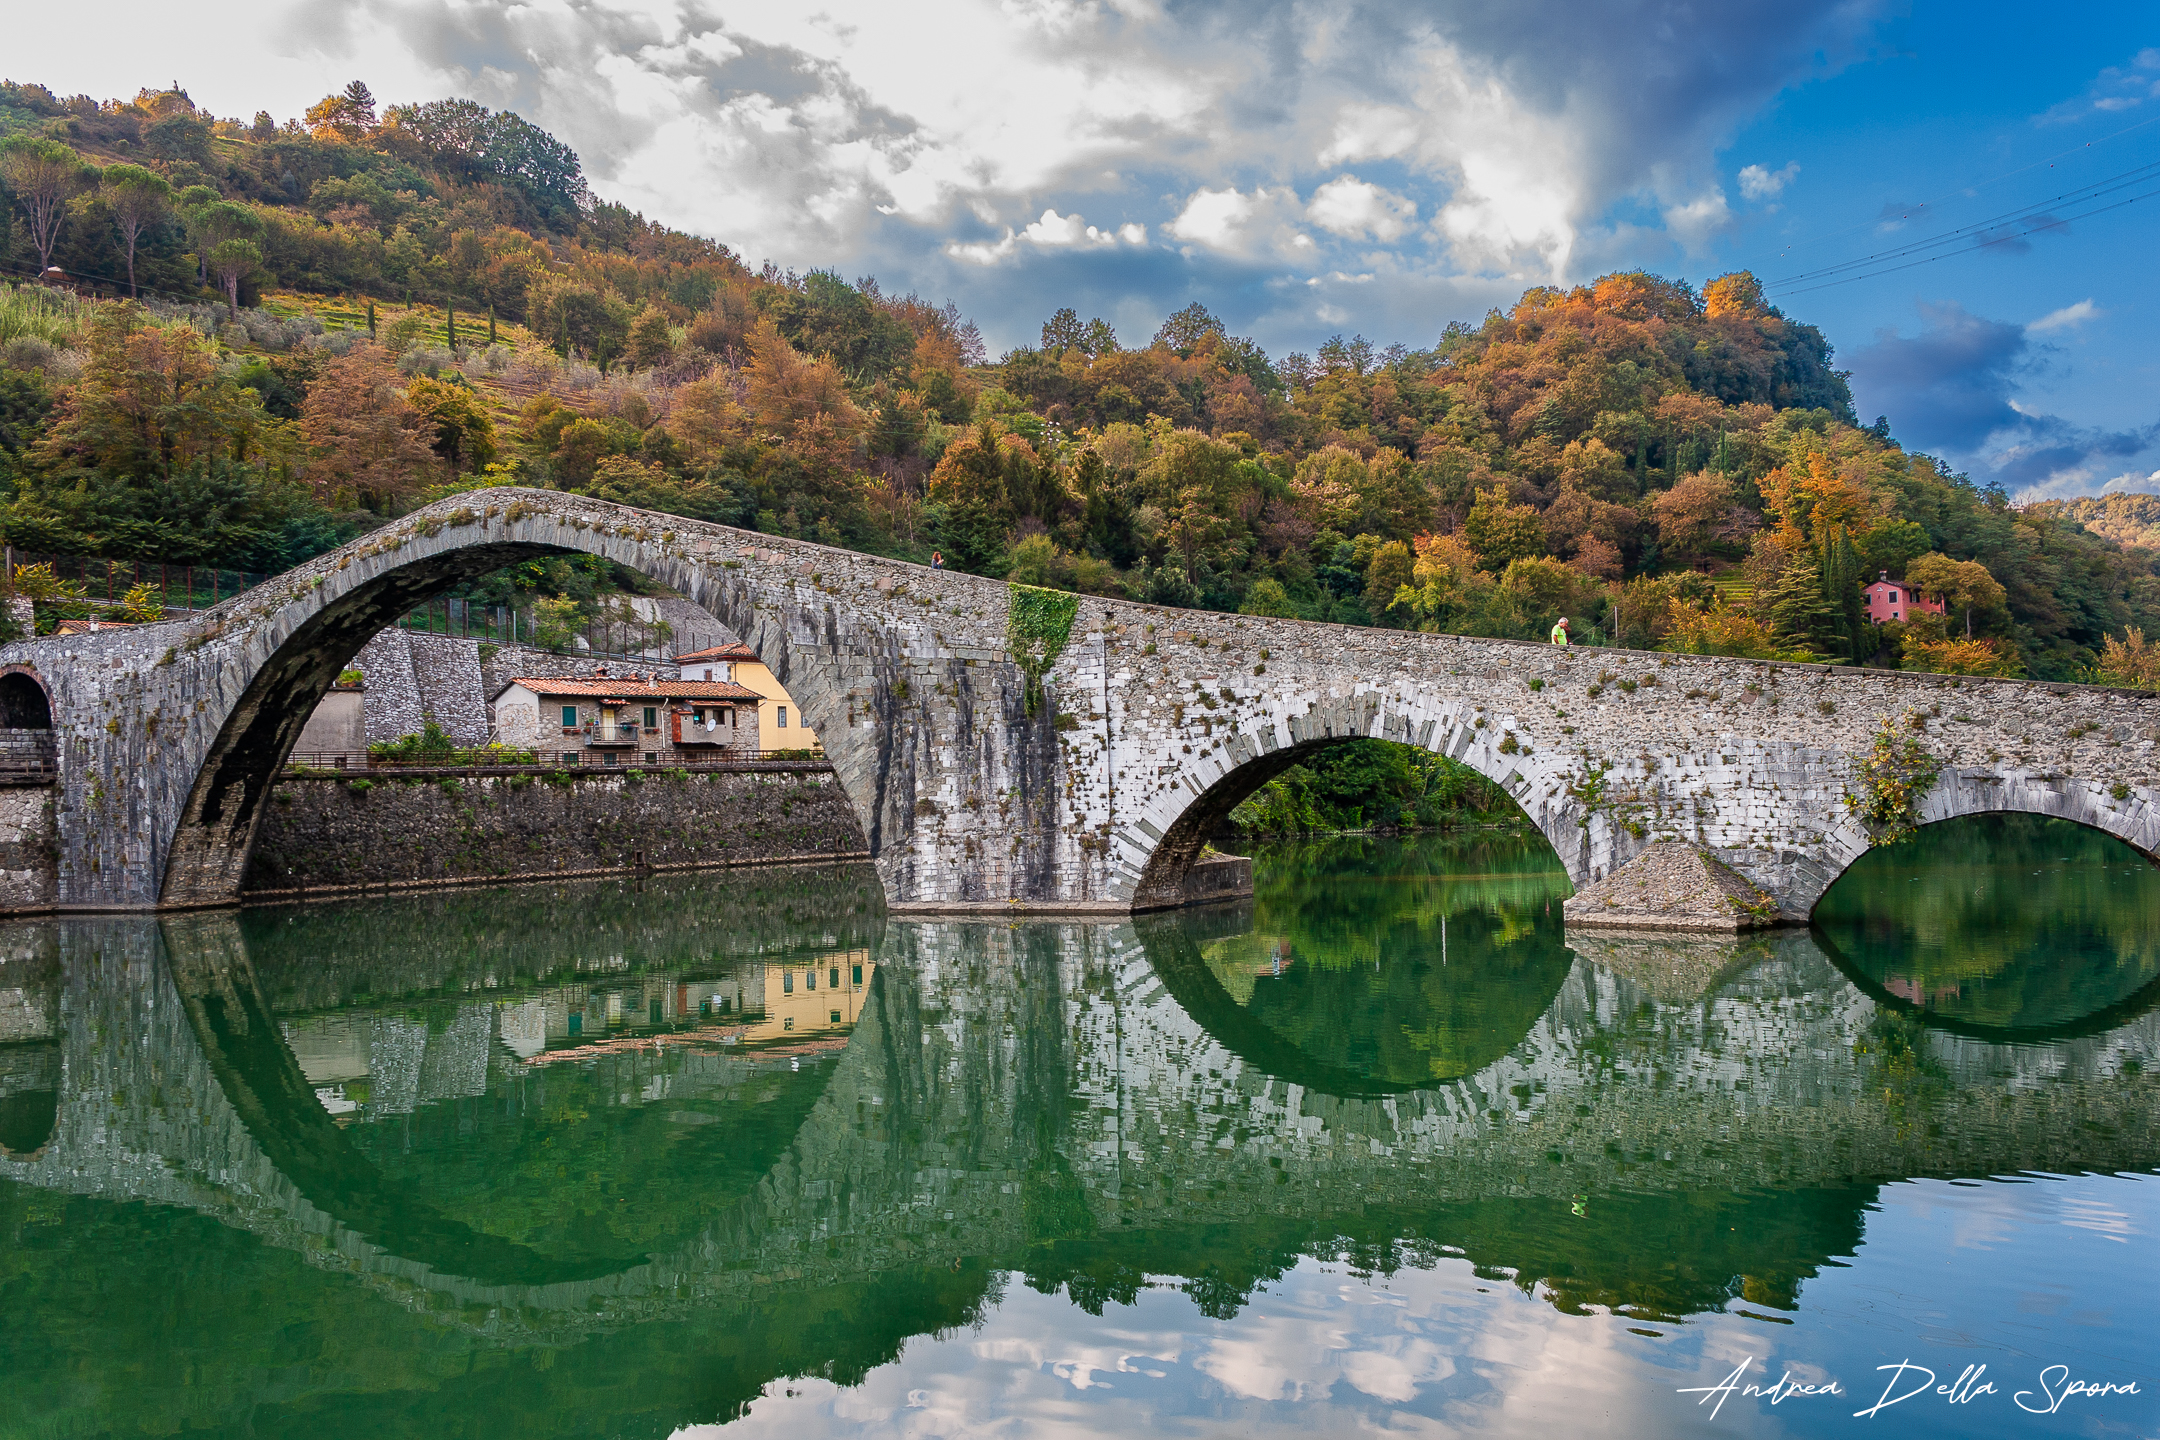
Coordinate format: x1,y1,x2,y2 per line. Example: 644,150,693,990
168,864,887,1287
0,671,51,729
1811,812,2160,1038
1130,730,1573,911
157,526,858,909
1127,731,1575,1096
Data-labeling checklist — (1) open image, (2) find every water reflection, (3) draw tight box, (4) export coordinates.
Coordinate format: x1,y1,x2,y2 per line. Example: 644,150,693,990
1814,813,2160,1037
0,838,2153,1437
1151,833,1577,1091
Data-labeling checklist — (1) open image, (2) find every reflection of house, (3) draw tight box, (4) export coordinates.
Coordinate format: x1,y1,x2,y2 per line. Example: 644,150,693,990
737,951,873,1042
675,644,820,753
489,669,763,764
1861,572,1946,625
285,954,879,1116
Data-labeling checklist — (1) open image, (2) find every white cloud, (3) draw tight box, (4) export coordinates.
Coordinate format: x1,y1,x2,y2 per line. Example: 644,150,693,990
2101,469,2160,495
1738,160,1800,200
1662,190,1733,249
2027,299,2101,333
1305,176,1417,242
3,0,1892,350
1166,185,1310,258
947,208,1146,264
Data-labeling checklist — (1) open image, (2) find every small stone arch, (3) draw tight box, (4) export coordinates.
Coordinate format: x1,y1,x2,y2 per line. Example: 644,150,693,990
1122,691,1599,910
1794,766,2160,918
0,668,52,729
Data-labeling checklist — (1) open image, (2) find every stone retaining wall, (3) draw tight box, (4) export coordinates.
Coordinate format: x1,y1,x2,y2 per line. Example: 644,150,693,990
244,766,868,898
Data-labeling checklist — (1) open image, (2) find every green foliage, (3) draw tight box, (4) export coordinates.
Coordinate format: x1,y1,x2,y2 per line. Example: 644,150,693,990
0,285,85,347
365,722,537,767
1006,582,1079,716
1845,712,1943,846
1229,740,1526,835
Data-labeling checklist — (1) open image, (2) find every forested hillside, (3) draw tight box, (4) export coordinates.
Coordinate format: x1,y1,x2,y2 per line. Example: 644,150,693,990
2,77,2157,688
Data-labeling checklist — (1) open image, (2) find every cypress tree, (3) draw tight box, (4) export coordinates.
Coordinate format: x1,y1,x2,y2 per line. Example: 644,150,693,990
446,299,456,350
488,304,497,345
366,299,376,337
1768,551,1841,657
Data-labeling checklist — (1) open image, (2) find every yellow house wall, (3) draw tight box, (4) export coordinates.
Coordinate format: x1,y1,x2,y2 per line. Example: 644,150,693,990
735,659,821,752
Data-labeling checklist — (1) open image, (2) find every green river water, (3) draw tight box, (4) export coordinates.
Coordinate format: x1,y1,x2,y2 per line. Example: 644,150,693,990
0,814,2153,1437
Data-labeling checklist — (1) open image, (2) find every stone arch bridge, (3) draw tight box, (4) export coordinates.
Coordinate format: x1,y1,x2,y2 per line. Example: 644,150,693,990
5,488,2156,917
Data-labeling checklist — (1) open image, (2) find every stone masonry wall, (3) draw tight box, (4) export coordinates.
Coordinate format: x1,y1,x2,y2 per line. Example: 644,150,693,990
243,766,867,897
17,487,2160,916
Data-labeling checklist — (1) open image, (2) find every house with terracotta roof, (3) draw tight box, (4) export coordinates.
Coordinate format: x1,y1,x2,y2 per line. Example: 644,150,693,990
1861,571,1947,626
489,667,763,765
675,643,822,753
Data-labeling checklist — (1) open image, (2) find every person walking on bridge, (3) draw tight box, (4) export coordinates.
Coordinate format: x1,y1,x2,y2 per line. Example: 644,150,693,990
1550,616,1569,646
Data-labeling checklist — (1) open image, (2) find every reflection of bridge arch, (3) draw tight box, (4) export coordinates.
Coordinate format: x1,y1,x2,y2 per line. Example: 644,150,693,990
3,911,2159,1344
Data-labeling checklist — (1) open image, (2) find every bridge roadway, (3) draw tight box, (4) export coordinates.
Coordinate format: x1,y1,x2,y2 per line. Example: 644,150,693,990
0,911,2153,1347
3,489,2157,917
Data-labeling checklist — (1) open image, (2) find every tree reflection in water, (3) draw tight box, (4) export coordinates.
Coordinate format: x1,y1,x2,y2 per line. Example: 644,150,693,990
0,834,2152,1438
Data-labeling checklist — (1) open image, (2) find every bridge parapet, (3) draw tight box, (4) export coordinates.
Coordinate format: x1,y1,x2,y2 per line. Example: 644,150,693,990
0,489,2150,916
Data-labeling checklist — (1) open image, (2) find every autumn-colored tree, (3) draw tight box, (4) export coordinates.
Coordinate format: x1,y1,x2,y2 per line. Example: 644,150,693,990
304,81,378,142
663,377,744,465
1900,635,2022,678
1462,486,1543,571
1659,602,1790,660
1652,470,1758,564
744,319,864,472
98,165,172,297
404,375,499,472
37,304,273,479
1905,553,2005,639
299,345,441,509
2095,627,2160,690
0,137,95,271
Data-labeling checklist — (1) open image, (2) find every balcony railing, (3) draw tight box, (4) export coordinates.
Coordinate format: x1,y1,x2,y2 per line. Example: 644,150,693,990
285,748,828,774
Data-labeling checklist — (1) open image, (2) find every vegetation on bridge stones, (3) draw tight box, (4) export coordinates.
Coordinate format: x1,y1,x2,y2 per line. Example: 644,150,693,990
1006,582,1078,716
1844,712,1944,847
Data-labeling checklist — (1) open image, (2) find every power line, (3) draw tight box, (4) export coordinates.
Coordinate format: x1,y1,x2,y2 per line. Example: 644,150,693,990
1771,182,2160,297
1764,112,2160,262
1769,155,2160,288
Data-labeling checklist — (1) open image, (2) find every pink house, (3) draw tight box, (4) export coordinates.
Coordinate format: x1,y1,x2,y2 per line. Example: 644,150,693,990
1861,571,1946,625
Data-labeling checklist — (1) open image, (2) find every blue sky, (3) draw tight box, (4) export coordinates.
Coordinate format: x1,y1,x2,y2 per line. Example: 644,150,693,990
11,0,2156,496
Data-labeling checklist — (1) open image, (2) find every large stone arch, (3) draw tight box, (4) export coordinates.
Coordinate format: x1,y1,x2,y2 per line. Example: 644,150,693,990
1122,688,1596,910
22,490,1063,912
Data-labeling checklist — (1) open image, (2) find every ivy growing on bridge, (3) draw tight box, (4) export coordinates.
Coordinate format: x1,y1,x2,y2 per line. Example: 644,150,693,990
1845,712,1944,846
1007,584,1080,717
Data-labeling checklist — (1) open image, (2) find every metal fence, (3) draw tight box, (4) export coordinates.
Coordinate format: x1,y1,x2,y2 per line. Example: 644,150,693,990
285,748,826,774
0,730,56,782
6,550,266,613
6,550,683,662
